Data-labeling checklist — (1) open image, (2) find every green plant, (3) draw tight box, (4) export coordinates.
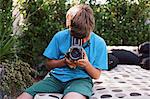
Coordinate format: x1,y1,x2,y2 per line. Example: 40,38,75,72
0,59,36,98
0,1,37,97
17,0,66,67
92,0,150,45
0,36,16,61
0,0,16,61
15,0,149,78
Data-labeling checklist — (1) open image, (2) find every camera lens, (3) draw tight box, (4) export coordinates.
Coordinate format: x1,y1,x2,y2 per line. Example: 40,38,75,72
69,46,83,61
71,48,81,59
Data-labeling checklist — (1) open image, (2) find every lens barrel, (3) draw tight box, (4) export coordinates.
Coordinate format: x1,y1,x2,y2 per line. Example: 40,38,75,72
68,46,83,61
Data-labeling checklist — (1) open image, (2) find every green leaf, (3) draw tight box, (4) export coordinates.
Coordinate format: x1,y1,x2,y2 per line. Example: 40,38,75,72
0,36,16,60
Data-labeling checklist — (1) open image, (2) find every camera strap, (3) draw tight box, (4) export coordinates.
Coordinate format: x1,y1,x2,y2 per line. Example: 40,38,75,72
70,36,91,48
71,36,83,46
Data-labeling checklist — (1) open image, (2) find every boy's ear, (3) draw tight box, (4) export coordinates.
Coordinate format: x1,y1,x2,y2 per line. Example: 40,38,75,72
66,15,70,27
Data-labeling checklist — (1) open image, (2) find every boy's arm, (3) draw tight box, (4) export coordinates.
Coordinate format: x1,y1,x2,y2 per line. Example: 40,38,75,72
46,58,66,70
46,58,77,70
75,50,101,79
84,62,101,79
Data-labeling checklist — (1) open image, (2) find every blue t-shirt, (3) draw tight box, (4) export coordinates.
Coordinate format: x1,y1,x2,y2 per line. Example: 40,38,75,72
43,29,108,82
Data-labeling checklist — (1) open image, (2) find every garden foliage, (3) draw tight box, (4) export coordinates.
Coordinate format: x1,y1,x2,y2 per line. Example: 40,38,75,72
0,0,149,97
17,0,67,66
92,0,149,45
0,0,15,61
0,0,35,97
0,60,35,97
17,0,149,67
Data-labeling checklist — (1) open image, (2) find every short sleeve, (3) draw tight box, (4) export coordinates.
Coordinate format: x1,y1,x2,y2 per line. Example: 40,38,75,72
43,34,60,59
93,39,108,70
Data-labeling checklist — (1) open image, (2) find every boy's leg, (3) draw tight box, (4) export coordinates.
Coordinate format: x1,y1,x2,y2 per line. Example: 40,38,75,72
63,78,93,99
17,75,64,99
63,92,86,99
17,92,32,99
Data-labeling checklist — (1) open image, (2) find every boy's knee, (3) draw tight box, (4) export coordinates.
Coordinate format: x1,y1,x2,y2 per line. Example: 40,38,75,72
63,92,86,99
17,92,33,99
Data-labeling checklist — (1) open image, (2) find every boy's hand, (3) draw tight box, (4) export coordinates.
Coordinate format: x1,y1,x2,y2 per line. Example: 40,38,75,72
74,49,90,68
65,57,77,68
64,48,90,69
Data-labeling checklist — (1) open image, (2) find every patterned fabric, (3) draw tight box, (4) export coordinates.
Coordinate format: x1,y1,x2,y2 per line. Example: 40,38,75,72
34,65,150,99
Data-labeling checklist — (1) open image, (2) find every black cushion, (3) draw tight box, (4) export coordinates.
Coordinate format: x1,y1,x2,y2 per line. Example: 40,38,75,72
108,53,119,70
140,57,150,70
138,42,150,54
111,49,140,65
138,53,150,62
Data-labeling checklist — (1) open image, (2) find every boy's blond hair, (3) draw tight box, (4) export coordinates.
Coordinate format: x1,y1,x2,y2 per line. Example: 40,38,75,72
66,4,95,38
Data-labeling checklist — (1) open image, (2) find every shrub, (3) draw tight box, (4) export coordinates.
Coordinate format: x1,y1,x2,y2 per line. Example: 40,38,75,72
17,0,66,67
0,0,36,97
16,0,149,74
92,0,149,45
0,59,36,97
0,0,16,61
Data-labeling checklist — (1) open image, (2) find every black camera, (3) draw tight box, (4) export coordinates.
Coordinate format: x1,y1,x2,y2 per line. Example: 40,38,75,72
66,37,83,61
